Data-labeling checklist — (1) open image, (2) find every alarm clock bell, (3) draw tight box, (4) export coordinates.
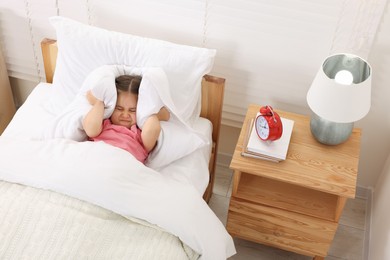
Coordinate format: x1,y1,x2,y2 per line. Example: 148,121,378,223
255,105,283,141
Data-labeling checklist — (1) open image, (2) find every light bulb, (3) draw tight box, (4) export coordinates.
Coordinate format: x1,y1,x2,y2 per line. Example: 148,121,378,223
335,70,353,85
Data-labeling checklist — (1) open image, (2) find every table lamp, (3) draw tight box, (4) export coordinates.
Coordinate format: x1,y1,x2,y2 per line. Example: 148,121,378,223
307,53,371,145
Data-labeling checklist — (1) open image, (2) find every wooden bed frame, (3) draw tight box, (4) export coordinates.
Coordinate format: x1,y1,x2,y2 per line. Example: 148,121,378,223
40,38,225,202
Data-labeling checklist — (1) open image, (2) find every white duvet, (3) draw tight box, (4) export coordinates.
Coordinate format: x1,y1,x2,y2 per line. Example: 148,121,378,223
1,65,236,259
0,136,235,259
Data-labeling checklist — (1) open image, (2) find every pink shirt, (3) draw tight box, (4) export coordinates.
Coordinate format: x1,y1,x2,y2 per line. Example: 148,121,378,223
90,119,148,163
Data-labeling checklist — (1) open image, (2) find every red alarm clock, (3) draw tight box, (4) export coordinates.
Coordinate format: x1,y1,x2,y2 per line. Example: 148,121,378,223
255,106,283,141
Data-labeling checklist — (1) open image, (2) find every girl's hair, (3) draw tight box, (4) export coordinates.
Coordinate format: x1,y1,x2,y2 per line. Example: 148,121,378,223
115,75,142,95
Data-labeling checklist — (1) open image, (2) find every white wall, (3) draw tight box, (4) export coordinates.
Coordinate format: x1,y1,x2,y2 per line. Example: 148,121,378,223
369,153,390,260
367,4,390,257
360,2,390,188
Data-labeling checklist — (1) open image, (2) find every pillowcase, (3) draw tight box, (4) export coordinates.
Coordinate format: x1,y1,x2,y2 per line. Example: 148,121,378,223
136,68,209,169
37,65,120,141
48,16,216,125
146,119,208,170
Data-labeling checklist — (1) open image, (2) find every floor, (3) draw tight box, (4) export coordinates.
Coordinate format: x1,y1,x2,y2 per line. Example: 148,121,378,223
208,164,371,260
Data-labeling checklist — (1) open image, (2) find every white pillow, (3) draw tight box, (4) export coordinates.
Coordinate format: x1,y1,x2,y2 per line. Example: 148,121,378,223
146,119,208,170
49,16,216,125
37,65,120,141
136,68,208,169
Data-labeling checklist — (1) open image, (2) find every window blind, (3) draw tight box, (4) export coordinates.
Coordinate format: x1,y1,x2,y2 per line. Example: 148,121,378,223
203,0,340,127
1,0,52,82
92,0,205,47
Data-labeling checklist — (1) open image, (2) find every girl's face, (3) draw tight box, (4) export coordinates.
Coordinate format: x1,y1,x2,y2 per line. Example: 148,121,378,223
110,92,137,129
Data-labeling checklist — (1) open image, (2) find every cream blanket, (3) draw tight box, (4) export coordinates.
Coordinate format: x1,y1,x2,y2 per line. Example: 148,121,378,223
0,180,198,259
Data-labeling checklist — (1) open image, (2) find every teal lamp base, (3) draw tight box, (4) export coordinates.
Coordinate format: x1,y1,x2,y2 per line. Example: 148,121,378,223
310,113,353,145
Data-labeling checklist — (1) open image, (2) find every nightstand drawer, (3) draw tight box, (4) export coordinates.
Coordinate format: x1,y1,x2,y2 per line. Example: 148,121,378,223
234,172,340,221
227,198,338,257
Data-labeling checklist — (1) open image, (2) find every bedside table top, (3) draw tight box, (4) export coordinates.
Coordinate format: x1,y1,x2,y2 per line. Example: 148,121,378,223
230,104,361,198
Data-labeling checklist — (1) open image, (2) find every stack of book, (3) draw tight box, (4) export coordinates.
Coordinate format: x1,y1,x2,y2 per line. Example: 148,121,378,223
241,113,294,162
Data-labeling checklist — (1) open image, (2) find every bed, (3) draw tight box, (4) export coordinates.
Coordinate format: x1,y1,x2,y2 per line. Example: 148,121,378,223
0,16,236,260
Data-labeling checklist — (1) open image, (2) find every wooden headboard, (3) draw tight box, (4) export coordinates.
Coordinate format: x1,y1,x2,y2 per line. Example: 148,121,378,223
40,38,224,202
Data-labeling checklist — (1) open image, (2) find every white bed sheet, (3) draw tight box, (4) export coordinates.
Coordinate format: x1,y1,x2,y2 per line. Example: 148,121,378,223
2,82,212,195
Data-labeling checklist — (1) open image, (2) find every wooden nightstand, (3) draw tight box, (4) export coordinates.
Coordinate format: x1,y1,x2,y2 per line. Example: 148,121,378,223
0,47,16,134
227,104,361,260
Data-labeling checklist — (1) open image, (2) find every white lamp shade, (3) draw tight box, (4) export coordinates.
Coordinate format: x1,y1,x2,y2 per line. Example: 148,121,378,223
307,53,371,123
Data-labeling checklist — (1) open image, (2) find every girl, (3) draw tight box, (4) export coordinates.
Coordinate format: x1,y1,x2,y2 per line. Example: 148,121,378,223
83,75,170,163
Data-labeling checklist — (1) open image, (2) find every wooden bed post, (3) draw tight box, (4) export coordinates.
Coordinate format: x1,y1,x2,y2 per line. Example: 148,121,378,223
201,75,225,202
41,38,58,84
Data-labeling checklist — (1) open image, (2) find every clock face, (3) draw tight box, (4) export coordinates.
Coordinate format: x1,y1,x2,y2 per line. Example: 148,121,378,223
256,116,269,140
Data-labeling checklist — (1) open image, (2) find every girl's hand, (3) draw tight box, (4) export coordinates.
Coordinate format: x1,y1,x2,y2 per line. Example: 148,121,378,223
86,90,103,106
83,90,105,138
157,107,170,121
